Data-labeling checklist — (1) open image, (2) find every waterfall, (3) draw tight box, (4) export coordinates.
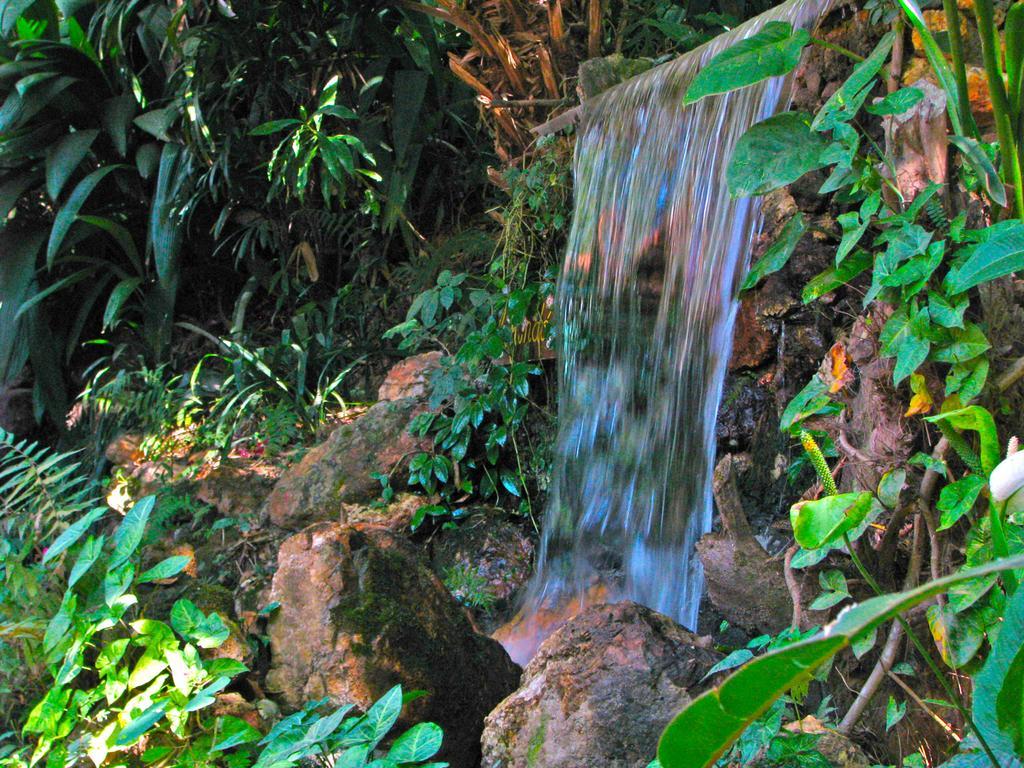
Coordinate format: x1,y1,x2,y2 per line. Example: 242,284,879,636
499,0,830,665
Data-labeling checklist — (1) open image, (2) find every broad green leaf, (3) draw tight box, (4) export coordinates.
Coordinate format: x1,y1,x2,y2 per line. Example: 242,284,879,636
133,106,178,141
387,722,444,762
109,495,155,571
211,716,262,752
790,492,880,550
101,91,136,157
348,685,403,749
812,32,895,131
727,111,829,197
703,649,755,680
879,304,931,385
658,555,1024,768
932,324,991,365
945,222,1024,293
170,599,230,648
45,128,98,200
938,474,986,530
925,406,1000,475
779,376,831,432
685,21,810,104
46,165,124,266
150,143,185,286
878,469,906,509
950,135,1007,207
975,571,1024,757
68,534,104,587
42,506,104,564
115,701,168,746
742,212,806,290
947,357,989,402
927,604,984,667
102,277,142,331
128,651,168,689
885,696,907,731
928,290,968,329
802,249,872,303
250,119,302,136
185,676,231,712
866,87,924,116
137,555,191,583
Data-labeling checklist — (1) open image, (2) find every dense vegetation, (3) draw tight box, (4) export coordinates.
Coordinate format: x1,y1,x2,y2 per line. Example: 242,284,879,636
3,0,1024,766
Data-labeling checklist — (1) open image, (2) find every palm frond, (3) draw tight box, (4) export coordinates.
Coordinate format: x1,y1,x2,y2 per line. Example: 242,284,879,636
0,429,98,544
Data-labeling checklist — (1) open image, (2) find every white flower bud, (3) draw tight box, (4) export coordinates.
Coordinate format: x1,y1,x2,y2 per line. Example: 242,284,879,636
989,450,1024,502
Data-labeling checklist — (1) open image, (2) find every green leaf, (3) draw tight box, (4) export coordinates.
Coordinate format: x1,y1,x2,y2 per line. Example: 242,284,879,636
387,722,443,762
950,135,1007,207
46,165,124,267
211,716,262,752
42,506,104,564
109,495,155,571
685,21,810,104
802,249,873,303
866,87,924,116
928,290,969,329
879,304,931,385
102,277,142,331
894,0,966,134
945,222,1024,293
878,469,906,509
927,603,985,667
727,111,829,197
790,492,880,550
938,474,986,530
68,534,104,587
250,119,302,136
101,91,136,157
779,376,831,432
812,32,895,131
185,676,231,712
885,696,907,731
657,555,1024,768
44,128,98,200
703,649,755,679
742,212,806,290
975,568,1024,757
115,701,168,746
133,106,178,141
137,555,191,583
170,599,230,648
931,324,990,365
348,685,403,749
925,406,1000,474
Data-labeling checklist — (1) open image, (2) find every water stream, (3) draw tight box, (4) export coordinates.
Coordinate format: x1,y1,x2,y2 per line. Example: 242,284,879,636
499,0,830,665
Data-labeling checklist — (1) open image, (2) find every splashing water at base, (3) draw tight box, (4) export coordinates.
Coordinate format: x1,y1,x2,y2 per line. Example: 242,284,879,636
498,0,831,666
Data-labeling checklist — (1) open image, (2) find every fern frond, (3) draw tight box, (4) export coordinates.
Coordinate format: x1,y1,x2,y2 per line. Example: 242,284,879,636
0,429,98,543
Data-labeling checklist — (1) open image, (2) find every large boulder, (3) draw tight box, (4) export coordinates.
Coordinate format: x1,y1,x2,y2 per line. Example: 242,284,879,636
481,601,720,768
264,522,520,767
264,398,430,529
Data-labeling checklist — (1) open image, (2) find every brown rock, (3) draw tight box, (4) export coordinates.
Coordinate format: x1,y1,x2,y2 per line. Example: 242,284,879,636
481,601,720,768
729,297,775,371
377,351,443,402
265,522,519,767
196,461,277,518
264,398,431,529
431,509,534,619
105,433,142,467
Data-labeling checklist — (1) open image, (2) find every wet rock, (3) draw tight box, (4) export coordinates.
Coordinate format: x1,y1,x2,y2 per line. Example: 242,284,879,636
578,54,653,99
481,601,720,768
265,522,519,767
698,455,795,634
377,351,443,401
716,373,774,451
430,509,534,625
264,398,431,529
729,298,775,371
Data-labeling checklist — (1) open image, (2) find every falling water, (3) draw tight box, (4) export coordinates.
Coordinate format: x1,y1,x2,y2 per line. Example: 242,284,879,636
499,0,830,664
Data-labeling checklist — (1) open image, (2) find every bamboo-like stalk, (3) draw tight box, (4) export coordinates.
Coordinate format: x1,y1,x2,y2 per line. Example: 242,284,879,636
975,0,1024,217
587,0,601,58
941,0,975,136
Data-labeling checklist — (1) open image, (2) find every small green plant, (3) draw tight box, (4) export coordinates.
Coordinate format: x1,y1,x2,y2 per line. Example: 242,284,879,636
442,563,497,612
